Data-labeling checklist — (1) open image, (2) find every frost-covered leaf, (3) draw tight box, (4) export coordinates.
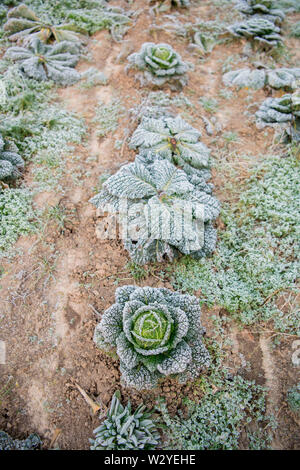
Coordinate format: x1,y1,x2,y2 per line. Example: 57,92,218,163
5,38,80,86
223,67,300,90
0,431,41,450
90,158,220,264
130,115,210,170
228,16,282,48
90,392,159,450
4,3,84,43
256,89,300,141
235,0,285,24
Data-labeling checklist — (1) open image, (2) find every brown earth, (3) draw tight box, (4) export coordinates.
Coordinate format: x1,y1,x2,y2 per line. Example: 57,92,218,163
0,0,299,450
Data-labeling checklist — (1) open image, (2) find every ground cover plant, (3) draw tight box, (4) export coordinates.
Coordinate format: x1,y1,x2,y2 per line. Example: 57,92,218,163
94,285,210,390
159,373,274,450
290,21,300,38
0,430,41,450
0,188,38,254
287,383,300,416
172,153,300,334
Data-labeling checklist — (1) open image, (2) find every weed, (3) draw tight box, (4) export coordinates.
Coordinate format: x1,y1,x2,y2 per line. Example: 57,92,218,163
199,96,219,113
93,98,125,138
172,153,300,335
0,188,38,256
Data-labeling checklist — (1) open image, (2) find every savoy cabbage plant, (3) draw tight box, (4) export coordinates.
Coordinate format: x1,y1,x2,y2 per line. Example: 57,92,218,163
223,67,300,90
90,158,220,265
0,431,41,450
0,133,24,182
228,16,282,48
256,89,300,141
127,43,189,89
130,115,210,171
94,285,210,390
4,38,81,85
4,3,83,43
90,391,159,449
235,0,285,24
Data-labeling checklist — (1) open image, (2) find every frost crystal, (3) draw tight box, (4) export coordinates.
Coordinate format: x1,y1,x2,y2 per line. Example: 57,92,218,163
94,286,210,390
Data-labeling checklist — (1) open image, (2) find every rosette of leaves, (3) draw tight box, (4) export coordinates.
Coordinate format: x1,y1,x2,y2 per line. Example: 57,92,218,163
0,133,24,183
90,391,159,449
0,431,41,450
127,43,189,89
94,285,210,390
130,115,210,171
256,90,300,141
228,17,282,48
90,158,220,265
235,0,285,24
4,4,83,43
136,151,214,195
223,67,300,90
4,38,81,86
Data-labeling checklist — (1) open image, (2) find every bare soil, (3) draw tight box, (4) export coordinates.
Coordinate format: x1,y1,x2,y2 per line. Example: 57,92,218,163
0,0,299,450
